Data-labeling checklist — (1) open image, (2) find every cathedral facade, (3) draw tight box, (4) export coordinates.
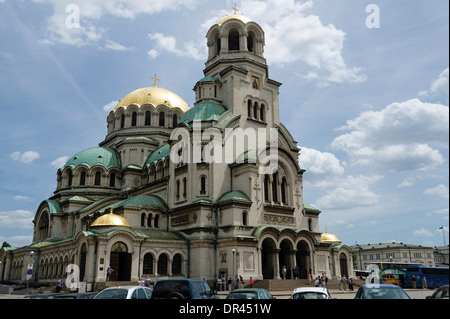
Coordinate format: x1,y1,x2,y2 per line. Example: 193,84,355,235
1,12,352,290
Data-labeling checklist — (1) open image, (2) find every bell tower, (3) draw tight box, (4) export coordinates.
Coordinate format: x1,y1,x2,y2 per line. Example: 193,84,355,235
197,9,281,127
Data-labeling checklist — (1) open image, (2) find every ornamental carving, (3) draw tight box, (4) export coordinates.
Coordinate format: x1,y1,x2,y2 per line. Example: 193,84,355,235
263,214,295,225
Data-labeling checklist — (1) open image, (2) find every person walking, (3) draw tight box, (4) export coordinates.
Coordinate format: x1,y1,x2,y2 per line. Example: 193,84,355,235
106,266,113,281
411,275,416,289
249,277,254,288
422,277,427,289
281,266,287,279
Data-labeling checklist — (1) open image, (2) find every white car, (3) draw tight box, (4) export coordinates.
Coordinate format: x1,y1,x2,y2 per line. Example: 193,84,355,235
290,287,332,299
94,286,152,299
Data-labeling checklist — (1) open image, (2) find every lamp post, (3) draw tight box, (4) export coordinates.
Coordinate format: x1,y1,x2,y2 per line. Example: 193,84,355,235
26,250,34,295
232,249,236,291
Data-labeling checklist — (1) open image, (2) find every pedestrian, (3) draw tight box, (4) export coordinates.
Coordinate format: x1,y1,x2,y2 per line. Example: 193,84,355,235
217,277,222,291
227,276,232,292
56,279,62,293
342,275,347,290
338,276,343,290
307,272,312,284
106,266,113,281
239,275,244,289
292,266,297,279
144,276,152,287
348,277,353,291
249,277,254,288
324,275,328,288
314,277,319,287
281,266,287,279
422,277,427,289
411,275,416,289
139,278,145,286
234,275,239,290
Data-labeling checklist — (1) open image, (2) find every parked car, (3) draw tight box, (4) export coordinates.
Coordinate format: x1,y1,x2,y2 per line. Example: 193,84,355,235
151,279,218,299
355,284,413,299
226,288,274,299
94,286,152,299
290,287,332,299
24,293,60,299
426,285,449,299
53,292,98,299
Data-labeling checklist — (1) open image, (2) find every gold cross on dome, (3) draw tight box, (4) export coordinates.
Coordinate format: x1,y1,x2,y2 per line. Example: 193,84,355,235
151,74,160,87
232,4,239,14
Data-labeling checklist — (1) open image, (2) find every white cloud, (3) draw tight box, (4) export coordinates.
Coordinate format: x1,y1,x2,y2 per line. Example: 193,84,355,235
0,210,34,229
51,156,69,169
148,33,204,60
14,195,34,202
102,100,119,113
103,40,132,51
238,0,366,84
299,147,344,187
313,175,383,210
413,228,433,237
10,151,40,164
419,67,449,104
34,0,199,47
331,99,449,172
424,184,449,200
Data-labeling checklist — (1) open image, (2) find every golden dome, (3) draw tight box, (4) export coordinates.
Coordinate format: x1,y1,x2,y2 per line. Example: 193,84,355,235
90,208,130,228
321,229,341,243
217,13,252,26
114,86,190,113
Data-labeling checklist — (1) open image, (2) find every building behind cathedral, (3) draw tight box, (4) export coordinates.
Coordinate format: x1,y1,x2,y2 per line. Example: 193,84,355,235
0,11,353,290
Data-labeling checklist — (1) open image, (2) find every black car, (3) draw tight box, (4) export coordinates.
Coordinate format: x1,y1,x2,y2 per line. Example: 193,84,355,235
151,279,218,299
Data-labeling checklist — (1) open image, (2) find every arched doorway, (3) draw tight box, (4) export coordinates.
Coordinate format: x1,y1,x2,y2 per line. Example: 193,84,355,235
110,242,132,281
296,241,311,279
279,239,293,279
339,253,348,277
261,238,277,279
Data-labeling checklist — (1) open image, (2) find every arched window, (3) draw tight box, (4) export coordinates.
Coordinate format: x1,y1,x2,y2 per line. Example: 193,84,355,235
228,30,240,51
80,171,86,186
247,34,254,52
120,114,125,128
159,111,165,127
172,114,178,127
131,112,137,126
158,254,168,275
248,100,252,117
172,254,182,275
308,218,313,232
260,104,265,122
68,170,73,187
214,85,217,98
141,213,146,227
109,173,115,187
147,213,152,227
272,173,278,203
242,211,248,226
183,178,187,197
216,36,221,55
94,171,101,186
145,111,151,126
253,102,258,119
143,253,154,274
176,179,180,198
154,214,160,228
200,176,206,194
281,178,287,204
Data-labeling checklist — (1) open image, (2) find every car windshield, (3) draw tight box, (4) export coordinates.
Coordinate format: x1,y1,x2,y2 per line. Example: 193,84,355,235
365,287,410,299
95,289,128,299
227,291,258,299
292,292,328,299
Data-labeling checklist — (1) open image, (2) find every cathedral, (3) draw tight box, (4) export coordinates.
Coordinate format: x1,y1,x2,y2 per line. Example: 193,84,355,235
0,11,352,291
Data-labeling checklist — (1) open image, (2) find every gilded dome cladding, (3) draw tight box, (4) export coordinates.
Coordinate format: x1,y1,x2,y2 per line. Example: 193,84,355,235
114,87,190,112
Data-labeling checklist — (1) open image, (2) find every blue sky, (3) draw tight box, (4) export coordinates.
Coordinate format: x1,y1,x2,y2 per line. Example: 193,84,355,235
0,0,448,249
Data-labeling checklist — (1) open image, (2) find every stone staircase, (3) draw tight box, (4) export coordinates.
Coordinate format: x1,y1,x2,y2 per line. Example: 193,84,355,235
252,278,364,291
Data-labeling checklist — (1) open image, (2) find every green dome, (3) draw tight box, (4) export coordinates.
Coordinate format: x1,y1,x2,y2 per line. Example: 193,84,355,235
145,144,170,167
179,102,227,124
62,147,121,171
99,194,169,213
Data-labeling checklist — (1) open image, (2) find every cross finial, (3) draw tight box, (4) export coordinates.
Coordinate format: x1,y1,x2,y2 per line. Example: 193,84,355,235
232,3,239,14
151,74,160,87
